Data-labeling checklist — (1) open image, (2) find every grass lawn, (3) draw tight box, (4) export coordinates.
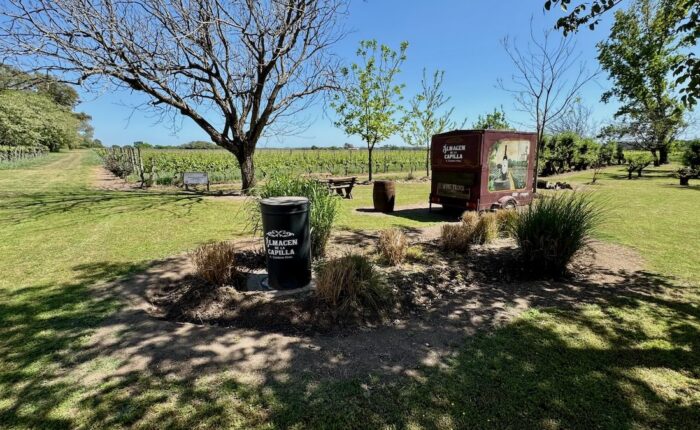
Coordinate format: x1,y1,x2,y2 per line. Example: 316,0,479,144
0,151,698,429
559,166,700,285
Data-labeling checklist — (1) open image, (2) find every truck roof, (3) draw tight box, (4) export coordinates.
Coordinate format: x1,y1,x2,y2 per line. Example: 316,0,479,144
434,129,537,137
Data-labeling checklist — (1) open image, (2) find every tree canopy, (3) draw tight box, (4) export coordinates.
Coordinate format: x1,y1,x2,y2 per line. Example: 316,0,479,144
332,40,407,181
597,0,687,164
544,0,699,106
402,69,461,177
472,107,512,130
0,90,80,151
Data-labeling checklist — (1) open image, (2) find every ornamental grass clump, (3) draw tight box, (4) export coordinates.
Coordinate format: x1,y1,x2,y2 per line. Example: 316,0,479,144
440,222,474,252
495,208,519,237
377,228,408,265
473,211,499,244
460,211,480,231
248,174,340,258
191,242,239,286
509,193,601,278
315,254,391,314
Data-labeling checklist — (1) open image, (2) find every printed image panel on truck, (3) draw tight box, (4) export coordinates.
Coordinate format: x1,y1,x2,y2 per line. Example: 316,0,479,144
487,140,530,192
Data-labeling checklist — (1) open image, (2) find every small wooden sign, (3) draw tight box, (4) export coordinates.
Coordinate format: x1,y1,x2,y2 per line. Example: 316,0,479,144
183,172,209,191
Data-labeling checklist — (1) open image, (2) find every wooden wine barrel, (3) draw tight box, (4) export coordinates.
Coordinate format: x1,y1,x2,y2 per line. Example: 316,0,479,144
373,180,396,213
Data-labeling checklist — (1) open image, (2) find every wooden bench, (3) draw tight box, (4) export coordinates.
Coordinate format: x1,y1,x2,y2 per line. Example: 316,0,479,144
319,177,357,199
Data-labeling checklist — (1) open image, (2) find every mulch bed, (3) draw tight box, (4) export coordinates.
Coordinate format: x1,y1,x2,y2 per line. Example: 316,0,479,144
145,234,626,336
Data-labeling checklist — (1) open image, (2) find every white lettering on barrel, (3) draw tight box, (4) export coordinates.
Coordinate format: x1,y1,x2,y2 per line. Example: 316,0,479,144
265,230,298,260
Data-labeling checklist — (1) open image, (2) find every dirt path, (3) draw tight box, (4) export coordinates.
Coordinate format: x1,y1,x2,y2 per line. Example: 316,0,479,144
83,234,646,387
92,165,143,191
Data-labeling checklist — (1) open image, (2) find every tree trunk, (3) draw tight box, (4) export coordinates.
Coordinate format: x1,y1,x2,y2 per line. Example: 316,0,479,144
235,147,256,193
651,149,659,167
425,144,430,178
628,170,633,179
680,176,689,186
532,136,544,193
368,145,374,182
659,146,669,165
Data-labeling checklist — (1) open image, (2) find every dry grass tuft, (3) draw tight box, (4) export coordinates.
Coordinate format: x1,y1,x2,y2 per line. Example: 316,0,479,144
191,242,239,286
440,222,474,252
495,209,519,237
461,211,480,231
377,228,408,265
315,253,391,314
473,212,499,244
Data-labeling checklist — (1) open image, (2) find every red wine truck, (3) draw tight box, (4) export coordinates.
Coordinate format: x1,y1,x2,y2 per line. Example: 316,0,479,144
429,129,538,211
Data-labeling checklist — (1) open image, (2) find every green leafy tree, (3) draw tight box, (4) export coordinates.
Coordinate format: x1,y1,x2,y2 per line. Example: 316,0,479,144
0,90,79,151
597,0,689,165
472,107,512,130
332,40,408,181
133,141,153,149
626,152,654,178
681,139,700,169
401,69,462,177
544,0,698,106
0,65,79,108
180,141,219,150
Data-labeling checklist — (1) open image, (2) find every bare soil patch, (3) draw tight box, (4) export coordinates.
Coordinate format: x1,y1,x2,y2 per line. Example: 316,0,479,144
85,228,651,384
92,166,141,191
145,232,643,336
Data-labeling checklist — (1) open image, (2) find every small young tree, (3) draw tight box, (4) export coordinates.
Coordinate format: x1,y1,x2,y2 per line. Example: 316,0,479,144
472,106,512,130
332,40,407,181
401,69,462,177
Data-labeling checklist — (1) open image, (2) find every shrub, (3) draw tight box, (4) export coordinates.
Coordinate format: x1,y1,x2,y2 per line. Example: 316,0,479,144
508,193,601,278
440,222,474,252
626,153,653,179
682,139,700,170
250,174,340,258
315,254,391,314
473,212,499,244
495,209,519,237
190,242,239,286
677,167,698,186
377,228,408,265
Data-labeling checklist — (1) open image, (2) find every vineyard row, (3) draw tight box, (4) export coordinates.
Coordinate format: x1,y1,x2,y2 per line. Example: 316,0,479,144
97,147,429,185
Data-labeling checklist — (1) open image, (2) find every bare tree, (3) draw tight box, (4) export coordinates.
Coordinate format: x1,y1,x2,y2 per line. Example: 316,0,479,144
498,22,597,189
547,97,595,137
0,0,346,191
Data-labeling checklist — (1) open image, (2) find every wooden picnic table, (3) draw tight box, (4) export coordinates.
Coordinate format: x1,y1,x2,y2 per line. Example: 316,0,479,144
317,176,357,199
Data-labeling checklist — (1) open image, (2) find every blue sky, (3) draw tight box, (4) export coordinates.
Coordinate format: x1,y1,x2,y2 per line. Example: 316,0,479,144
78,0,624,148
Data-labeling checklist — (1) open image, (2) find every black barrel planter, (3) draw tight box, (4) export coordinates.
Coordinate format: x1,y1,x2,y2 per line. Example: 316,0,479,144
373,180,396,213
260,197,311,290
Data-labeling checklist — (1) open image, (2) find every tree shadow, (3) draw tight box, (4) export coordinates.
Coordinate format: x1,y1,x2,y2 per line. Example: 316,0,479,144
659,183,700,192
354,206,459,223
3,246,699,428
0,190,205,226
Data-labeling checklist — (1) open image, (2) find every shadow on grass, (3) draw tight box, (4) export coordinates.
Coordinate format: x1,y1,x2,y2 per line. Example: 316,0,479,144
659,183,700,192
2,250,699,428
355,206,459,223
0,190,205,226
